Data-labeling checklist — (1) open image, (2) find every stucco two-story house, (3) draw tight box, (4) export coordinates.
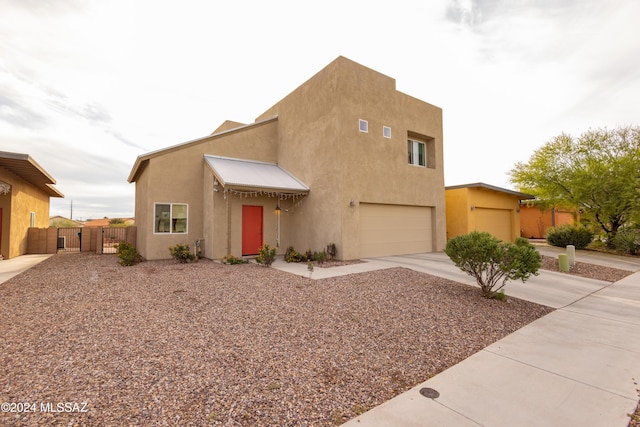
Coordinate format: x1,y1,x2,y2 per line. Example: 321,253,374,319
0,151,63,259
128,56,446,260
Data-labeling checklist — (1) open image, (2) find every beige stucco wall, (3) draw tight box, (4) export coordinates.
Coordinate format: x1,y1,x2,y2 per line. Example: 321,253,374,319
134,119,278,260
202,166,282,259
257,57,446,260
0,168,51,259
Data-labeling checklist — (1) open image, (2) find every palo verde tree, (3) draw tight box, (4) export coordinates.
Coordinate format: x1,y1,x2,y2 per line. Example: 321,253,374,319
509,126,640,244
445,232,541,299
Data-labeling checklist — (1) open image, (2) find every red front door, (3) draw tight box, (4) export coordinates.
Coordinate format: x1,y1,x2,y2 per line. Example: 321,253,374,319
242,205,263,255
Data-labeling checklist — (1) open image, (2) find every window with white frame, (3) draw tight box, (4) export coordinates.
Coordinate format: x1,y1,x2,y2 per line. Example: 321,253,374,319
154,203,188,233
359,119,368,133
383,126,391,138
30,212,36,228
408,139,426,167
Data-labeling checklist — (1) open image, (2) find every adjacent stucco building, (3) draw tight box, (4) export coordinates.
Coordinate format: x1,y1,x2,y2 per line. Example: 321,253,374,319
519,203,578,239
445,183,533,242
128,56,446,260
0,151,63,259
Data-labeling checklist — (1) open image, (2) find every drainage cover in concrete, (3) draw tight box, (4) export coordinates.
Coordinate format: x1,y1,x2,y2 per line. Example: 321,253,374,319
419,387,440,399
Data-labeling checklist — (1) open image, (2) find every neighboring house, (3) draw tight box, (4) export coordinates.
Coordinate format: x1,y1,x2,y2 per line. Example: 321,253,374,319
128,56,446,260
519,203,577,239
0,151,63,259
445,183,534,242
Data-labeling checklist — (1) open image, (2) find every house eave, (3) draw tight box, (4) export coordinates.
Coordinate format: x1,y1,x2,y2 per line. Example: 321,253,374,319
0,151,63,197
445,182,534,200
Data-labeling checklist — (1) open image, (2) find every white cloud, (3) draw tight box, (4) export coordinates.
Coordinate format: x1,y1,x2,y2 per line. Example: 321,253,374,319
1,0,638,218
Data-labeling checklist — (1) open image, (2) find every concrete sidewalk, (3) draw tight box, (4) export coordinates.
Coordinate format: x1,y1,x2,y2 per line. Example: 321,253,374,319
334,255,640,426
0,254,52,285
272,250,640,426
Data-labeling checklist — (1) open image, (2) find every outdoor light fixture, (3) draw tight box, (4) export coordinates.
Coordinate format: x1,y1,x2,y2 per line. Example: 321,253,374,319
0,181,11,195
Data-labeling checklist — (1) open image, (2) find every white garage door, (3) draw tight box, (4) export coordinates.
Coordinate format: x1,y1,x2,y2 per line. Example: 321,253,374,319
359,203,433,258
475,208,512,242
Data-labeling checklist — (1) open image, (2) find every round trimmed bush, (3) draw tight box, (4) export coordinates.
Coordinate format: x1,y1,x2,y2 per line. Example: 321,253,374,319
545,224,594,249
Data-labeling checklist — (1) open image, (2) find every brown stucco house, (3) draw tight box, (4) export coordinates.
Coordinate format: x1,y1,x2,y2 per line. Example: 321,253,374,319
0,151,63,259
128,56,446,260
445,183,534,242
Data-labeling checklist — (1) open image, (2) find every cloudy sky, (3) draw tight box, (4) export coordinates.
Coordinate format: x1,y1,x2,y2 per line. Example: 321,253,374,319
1,0,638,220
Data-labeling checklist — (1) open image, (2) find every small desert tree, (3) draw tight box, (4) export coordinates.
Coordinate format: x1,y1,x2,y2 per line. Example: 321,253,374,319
445,232,541,299
509,126,640,244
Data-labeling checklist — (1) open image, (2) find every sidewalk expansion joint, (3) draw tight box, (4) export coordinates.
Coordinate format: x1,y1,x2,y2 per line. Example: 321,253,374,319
482,348,638,402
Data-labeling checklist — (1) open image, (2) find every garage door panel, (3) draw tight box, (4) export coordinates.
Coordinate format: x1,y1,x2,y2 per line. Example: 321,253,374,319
359,204,433,258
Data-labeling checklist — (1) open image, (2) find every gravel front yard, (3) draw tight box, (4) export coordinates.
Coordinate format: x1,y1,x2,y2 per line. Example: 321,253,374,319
2,253,554,426
540,255,634,282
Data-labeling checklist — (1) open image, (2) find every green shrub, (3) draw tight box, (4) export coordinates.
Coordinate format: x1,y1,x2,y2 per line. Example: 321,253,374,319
256,243,276,267
222,254,248,265
116,241,141,266
313,250,326,265
445,232,541,299
546,224,594,249
169,243,196,263
284,246,304,263
612,227,640,255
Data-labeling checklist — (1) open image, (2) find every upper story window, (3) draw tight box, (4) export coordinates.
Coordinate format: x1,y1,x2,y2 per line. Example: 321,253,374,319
408,139,426,167
383,126,392,138
155,202,188,234
359,119,368,133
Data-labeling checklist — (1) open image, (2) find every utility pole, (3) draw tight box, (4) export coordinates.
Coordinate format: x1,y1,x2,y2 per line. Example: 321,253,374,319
70,200,73,220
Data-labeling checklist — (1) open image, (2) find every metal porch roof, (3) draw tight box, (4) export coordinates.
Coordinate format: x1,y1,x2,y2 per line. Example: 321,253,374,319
204,155,309,193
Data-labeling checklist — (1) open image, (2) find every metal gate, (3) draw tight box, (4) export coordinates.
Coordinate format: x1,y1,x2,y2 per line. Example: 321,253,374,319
56,227,132,254
57,227,82,252
102,227,128,254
